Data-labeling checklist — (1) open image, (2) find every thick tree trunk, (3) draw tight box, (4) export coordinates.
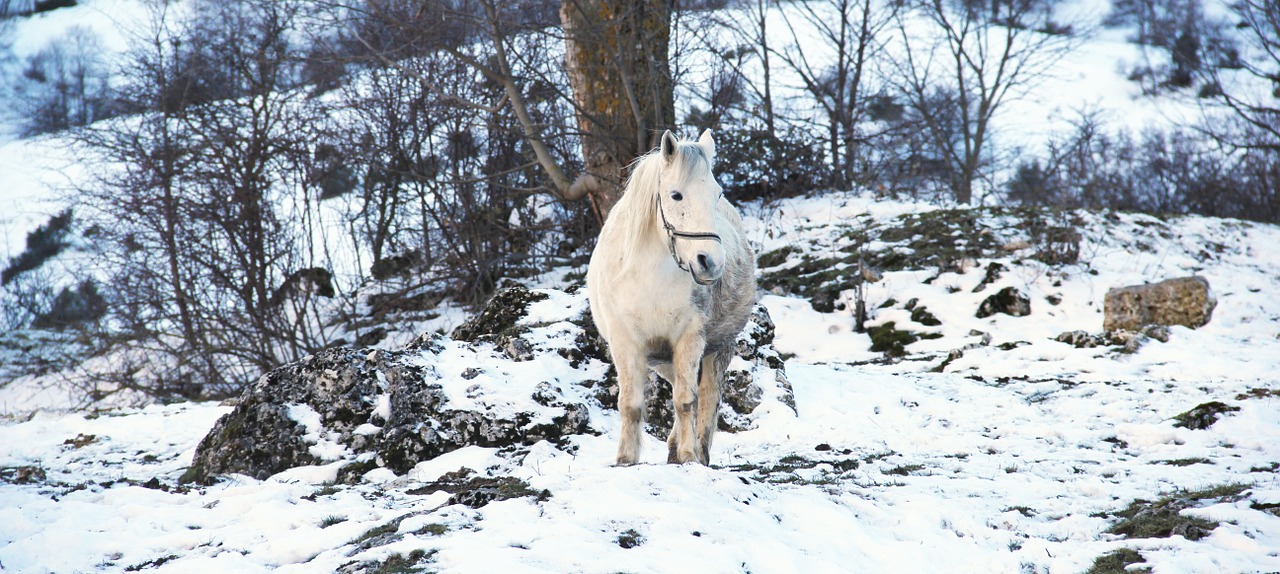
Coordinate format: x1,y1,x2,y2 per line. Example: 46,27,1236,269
560,0,675,221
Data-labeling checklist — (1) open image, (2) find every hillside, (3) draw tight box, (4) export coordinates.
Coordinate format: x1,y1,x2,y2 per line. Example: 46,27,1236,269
2,194,1280,573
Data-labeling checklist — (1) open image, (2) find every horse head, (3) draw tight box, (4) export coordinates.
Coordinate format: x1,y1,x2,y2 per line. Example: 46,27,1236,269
654,129,725,285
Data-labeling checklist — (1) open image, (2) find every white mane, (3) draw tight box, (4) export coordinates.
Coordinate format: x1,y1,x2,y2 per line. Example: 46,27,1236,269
609,142,712,277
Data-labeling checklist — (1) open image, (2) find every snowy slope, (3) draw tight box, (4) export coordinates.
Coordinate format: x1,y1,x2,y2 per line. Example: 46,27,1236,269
2,193,1280,573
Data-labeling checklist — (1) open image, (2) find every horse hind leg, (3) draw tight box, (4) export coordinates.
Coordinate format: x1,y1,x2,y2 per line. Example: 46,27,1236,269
614,347,649,466
696,349,731,465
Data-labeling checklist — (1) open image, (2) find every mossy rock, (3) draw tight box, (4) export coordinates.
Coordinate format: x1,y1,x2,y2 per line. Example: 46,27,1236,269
1172,401,1240,430
756,207,1015,311
910,306,942,326
451,285,549,342
406,470,548,508
756,253,854,312
867,321,937,357
976,286,1031,318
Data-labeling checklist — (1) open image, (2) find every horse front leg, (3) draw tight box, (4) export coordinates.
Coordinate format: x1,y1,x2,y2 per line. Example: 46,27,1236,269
696,349,731,465
614,346,649,466
668,331,707,464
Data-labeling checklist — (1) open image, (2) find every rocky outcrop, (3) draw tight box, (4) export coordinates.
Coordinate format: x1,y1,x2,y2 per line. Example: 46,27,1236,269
185,286,794,484
1104,276,1216,332
184,341,593,484
720,304,795,431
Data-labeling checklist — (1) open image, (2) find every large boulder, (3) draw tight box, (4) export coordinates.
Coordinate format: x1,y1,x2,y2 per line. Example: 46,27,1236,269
185,286,794,484
1103,276,1216,332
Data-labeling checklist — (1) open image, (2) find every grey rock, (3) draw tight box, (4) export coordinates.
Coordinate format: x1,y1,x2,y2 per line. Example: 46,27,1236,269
185,289,595,485
976,286,1031,318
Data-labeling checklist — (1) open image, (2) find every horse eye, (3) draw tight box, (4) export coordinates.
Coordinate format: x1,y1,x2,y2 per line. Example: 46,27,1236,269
670,191,683,201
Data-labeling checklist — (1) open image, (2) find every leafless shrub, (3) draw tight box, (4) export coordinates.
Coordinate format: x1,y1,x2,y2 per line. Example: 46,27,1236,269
13,26,114,136
75,0,333,399
1007,110,1280,223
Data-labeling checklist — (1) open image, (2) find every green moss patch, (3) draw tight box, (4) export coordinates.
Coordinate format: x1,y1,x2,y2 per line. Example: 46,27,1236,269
1236,387,1280,400
1103,483,1248,542
884,463,927,476
1172,401,1240,430
909,305,942,326
1157,457,1212,467
867,321,941,357
342,549,436,574
616,528,645,549
1108,500,1219,540
757,245,798,269
1085,548,1150,574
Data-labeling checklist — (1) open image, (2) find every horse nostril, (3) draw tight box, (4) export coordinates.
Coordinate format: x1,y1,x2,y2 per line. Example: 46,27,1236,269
697,253,711,271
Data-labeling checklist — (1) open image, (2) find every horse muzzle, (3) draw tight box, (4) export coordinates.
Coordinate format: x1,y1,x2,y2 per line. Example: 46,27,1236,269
690,251,723,285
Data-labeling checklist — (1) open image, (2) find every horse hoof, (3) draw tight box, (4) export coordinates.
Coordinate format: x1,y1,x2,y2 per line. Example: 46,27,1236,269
667,451,701,465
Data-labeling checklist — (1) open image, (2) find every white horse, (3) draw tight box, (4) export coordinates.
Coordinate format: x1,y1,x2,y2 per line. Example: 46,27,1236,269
587,130,757,465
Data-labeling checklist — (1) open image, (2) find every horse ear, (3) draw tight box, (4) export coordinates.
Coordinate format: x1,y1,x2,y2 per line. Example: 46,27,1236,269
698,129,716,165
661,130,678,163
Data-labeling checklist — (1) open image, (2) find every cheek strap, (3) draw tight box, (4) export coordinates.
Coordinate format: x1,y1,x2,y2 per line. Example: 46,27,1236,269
656,196,722,285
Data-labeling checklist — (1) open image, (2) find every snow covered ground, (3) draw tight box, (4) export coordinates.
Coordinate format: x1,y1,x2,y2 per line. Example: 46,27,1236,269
3,192,1280,573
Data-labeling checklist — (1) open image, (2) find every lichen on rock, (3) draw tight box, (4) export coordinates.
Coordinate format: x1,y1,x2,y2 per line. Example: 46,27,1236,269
1104,276,1216,332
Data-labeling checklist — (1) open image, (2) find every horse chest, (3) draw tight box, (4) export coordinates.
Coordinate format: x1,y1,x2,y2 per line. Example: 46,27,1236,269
612,269,707,334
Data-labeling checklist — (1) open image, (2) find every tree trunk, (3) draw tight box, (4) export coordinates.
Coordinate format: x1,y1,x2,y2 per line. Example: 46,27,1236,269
561,0,676,221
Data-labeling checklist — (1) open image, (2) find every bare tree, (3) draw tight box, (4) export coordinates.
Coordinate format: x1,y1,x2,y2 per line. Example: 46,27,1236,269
337,0,582,206
892,0,1077,203
696,0,779,135
312,0,583,309
322,0,679,223
773,0,898,189
1198,0,1280,152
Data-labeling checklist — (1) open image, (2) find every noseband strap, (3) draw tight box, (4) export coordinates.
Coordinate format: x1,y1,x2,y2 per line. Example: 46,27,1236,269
656,196,721,285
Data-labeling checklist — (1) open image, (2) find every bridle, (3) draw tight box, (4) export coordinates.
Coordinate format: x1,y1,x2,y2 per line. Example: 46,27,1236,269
656,193,722,286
